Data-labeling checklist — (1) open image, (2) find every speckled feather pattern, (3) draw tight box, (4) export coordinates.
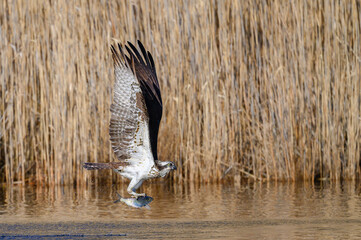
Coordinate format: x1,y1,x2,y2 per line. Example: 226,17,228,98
109,51,154,175
83,42,175,196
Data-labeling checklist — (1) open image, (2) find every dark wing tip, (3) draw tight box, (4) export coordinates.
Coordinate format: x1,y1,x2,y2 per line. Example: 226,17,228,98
147,51,155,68
125,45,136,61
137,40,151,67
127,41,145,65
110,44,116,52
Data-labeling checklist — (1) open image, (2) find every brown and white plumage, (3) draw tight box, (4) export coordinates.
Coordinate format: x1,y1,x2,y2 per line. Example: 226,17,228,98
83,41,176,197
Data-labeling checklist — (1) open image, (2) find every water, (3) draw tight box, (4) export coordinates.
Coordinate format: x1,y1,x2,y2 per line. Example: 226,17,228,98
0,181,360,239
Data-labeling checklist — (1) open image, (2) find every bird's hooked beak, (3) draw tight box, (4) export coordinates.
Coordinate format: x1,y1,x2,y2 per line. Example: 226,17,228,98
172,165,177,170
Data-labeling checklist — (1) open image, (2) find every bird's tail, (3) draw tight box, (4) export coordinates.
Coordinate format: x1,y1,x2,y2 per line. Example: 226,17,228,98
83,162,113,170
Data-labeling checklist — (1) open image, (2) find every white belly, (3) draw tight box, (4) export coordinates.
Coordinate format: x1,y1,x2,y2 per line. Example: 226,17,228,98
113,159,154,180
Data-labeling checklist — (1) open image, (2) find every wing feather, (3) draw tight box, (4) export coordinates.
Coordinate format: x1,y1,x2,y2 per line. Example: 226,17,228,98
109,44,153,165
124,41,163,160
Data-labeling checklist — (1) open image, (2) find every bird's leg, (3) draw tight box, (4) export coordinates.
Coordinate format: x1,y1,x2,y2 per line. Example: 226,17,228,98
127,178,145,197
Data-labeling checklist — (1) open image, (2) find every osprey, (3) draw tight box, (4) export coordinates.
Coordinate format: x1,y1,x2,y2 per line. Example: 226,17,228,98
83,41,176,197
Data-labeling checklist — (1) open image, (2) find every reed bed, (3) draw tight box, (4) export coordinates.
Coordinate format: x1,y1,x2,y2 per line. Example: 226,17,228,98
0,0,360,185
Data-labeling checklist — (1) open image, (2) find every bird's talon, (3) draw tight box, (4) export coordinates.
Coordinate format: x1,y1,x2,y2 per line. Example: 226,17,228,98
130,192,146,198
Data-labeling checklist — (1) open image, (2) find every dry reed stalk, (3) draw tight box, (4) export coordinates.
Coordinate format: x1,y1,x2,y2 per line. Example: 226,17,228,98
0,0,360,185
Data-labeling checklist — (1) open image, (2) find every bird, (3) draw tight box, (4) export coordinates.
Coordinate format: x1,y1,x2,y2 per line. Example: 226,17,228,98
83,40,177,197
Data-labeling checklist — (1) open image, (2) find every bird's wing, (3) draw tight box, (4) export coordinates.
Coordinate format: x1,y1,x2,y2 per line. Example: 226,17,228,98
109,43,153,166
124,41,163,160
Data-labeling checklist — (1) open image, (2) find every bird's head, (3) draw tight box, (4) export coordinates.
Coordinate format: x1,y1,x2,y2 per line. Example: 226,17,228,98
155,160,177,177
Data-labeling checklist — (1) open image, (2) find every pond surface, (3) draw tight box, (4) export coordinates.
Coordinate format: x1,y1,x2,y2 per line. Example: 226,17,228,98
0,180,360,239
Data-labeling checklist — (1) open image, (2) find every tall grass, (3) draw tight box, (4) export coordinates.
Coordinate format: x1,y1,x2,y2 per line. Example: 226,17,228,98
0,0,360,185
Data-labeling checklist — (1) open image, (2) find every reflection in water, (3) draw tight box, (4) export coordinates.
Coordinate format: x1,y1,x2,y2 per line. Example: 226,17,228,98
0,181,360,239
113,193,153,209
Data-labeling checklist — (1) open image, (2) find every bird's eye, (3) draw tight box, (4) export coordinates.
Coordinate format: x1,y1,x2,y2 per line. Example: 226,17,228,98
168,163,172,167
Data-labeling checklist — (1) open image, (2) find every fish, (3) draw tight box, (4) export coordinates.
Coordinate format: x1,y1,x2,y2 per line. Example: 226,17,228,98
114,192,153,209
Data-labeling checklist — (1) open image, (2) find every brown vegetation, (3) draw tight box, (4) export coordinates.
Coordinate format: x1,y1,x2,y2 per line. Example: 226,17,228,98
0,0,360,185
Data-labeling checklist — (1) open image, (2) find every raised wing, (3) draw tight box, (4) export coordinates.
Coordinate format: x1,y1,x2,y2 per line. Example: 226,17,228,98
124,41,163,160
109,43,153,165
